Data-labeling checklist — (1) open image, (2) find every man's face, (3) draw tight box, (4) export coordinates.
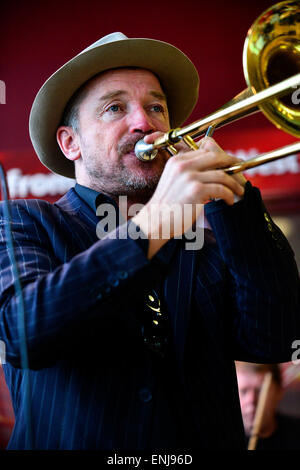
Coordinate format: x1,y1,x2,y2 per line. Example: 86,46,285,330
237,370,282,437
74,68,171,198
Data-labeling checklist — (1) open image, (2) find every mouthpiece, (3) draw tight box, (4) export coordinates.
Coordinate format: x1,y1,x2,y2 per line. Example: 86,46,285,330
134,139,158,161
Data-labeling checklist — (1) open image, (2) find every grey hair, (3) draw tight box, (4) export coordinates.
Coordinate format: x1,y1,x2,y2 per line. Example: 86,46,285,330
59,81,91,133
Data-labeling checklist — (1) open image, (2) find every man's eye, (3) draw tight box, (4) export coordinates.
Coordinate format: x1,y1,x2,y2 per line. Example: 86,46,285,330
151,104,164,113
108,104,121,112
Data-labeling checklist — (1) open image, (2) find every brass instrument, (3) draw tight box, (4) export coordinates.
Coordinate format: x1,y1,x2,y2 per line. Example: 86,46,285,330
135,1,300,172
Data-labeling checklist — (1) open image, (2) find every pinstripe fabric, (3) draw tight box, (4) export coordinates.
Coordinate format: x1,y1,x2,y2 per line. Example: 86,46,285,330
0,182,299,449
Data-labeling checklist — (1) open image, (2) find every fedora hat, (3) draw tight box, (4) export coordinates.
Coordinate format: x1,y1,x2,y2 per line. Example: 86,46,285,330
29,32,199,178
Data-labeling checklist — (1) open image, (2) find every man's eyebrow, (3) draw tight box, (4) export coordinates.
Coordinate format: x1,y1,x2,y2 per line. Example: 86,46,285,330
149,91,167,102
98,90,126,102
98,90,167,102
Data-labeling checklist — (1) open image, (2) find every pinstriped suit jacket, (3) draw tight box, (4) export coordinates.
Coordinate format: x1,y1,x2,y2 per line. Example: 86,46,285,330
0,182,299,449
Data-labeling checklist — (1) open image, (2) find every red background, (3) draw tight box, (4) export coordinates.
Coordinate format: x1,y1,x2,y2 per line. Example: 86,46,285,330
0,0,300,449
0,0,299,212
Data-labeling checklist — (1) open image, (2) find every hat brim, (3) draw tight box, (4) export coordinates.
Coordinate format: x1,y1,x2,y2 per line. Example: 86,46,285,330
29,37,199,178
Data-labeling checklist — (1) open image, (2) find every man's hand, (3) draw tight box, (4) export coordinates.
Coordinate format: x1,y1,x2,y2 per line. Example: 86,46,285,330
133,133,246,259
198,136,247,188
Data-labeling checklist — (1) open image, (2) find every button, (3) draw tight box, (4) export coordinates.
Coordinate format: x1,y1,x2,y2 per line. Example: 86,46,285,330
264,212,271,223
138,387,152,403
272,233,278,241
267,222,273,232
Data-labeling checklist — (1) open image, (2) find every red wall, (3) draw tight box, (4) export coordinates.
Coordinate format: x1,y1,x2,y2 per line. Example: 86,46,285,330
1,0,299,211
0,366,14,449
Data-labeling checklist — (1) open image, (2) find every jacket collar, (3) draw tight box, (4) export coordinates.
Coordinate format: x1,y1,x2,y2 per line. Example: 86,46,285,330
54,187,100,227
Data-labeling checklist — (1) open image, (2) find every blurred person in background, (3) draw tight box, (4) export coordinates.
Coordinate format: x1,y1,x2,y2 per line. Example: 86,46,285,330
236,361,300,450
0,366,14,449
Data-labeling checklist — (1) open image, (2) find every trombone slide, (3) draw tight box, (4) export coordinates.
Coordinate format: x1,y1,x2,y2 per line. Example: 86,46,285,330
225,141,300,174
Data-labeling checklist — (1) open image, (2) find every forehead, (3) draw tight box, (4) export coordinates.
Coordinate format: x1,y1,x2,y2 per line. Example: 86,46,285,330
83,68,165,99
237,370,265,389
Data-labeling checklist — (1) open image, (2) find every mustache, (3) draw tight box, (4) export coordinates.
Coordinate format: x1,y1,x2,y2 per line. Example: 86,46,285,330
118,134,149,156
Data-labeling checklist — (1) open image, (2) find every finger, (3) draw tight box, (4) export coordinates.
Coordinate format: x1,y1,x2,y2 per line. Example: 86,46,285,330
195,170,245,196
169,149,245,171
231,172,247,186
142,132,172,160
227,157,247,186
197,182,236,206
144,132,193,154
143,131,165,144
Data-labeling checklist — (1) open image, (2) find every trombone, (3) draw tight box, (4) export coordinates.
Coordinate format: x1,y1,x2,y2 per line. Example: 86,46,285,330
135,0,300,173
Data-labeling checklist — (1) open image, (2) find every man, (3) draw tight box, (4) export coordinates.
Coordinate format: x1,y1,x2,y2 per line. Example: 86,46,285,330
236,362,300,450
0,32,299,450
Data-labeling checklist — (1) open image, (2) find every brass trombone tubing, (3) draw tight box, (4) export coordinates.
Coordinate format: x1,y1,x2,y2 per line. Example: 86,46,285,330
151,73,300,148
224,141,300,174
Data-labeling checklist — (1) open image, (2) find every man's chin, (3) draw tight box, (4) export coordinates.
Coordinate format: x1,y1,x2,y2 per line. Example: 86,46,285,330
121,158,164,187
121,174,159,192
244,421,255,437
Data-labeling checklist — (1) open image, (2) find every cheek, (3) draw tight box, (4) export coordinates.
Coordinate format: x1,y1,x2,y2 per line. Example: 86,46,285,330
239,396,247,408
154,115,170,132
80,127,113,155
100,123,126,149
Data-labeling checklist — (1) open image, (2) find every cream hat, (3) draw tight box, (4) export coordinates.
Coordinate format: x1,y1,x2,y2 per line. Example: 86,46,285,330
29,32,199,178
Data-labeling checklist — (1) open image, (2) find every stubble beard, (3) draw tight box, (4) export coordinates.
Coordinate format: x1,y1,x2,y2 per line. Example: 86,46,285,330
80,135,166,200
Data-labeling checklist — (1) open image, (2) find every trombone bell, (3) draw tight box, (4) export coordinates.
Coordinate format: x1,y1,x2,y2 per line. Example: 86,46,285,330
243,0,300,137
135,1,300,169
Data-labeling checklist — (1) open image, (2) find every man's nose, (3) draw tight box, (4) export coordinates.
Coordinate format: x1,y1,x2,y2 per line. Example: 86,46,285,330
245,390,259,407
128,107,154,134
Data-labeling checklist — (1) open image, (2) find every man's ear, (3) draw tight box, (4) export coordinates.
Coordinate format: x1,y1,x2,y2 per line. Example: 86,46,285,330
56,126,81,161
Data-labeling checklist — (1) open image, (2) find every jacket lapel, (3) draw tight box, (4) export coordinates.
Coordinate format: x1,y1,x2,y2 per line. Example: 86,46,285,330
55,188,99,249
56,189,196,362
164,242,197,365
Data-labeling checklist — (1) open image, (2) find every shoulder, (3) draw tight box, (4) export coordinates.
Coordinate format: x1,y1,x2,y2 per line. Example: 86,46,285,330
0,188,80,220
0,189,85,239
